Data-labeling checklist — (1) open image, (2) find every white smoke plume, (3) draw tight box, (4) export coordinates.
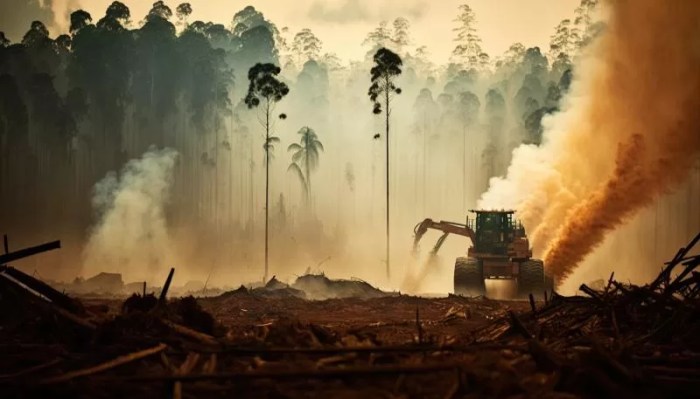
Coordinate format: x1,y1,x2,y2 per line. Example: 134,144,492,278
82,148,179,283
478,0,700,283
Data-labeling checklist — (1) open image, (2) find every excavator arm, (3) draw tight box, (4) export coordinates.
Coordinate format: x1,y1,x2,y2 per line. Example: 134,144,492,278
413,218,476,255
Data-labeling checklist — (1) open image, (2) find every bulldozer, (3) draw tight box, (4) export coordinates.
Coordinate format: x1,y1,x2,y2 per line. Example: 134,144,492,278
413,210,552,298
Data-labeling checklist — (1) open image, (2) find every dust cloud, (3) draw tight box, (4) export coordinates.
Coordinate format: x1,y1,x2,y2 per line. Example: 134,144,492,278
479,0,700,284
82,148,180,283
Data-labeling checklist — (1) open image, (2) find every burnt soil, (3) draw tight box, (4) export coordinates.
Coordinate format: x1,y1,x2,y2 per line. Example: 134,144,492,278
2,232,700,399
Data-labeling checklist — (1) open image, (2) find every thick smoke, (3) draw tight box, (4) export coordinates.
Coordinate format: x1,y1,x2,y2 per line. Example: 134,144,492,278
82,148,179,283
479,0,700,282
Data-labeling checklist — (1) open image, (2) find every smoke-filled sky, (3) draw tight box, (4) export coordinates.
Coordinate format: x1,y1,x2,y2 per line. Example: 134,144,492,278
20,0,580,63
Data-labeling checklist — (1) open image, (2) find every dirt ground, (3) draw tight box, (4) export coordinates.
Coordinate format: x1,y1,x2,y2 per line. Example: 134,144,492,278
1,289,694,399
3,237,700,399
42,294,543,399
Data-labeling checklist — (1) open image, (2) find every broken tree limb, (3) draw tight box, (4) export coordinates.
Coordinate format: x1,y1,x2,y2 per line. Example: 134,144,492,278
159,268,175,305
0,358,61,380
1,266,84,314
173,353,201,399
604,272,615,295
666,259,700,296
49,302,96,330
0,240,60,265
41,343,168,384
160,319,219,346
652,232,700,291
0,274,95,330
579,284,602,301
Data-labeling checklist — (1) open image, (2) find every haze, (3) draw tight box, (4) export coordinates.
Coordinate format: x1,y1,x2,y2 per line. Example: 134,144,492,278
0,0,697,296
35,0,581,64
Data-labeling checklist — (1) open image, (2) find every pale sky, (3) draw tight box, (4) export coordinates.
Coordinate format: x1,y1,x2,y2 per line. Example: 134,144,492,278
47,0,579,63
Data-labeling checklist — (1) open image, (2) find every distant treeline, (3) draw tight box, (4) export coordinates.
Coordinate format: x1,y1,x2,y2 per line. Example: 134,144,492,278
0,1,598,278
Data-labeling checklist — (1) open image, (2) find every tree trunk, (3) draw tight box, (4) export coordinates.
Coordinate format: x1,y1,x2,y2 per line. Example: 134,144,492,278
423,111,427,215
463,124,467,209
384,75,391,281
305,131,311,210
264,99,270,283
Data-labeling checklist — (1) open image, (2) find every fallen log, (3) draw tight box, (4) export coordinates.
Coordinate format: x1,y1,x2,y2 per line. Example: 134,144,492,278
160,319,219,346
41,343,168,384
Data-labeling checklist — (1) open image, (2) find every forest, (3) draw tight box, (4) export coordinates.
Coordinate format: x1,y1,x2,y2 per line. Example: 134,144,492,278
0,0,698,292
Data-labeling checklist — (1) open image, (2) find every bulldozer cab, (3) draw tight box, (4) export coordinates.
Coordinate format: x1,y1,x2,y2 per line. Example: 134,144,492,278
470,210,522,256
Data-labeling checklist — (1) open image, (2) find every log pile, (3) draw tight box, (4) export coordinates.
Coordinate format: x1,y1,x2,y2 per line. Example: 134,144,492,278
0,234,699,398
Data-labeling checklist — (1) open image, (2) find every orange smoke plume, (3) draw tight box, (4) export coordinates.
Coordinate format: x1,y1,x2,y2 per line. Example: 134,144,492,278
479,0,700,283
543,0,700,280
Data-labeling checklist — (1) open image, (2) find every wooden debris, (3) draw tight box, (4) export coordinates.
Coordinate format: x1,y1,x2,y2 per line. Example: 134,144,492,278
2,233,699,398
159,267,175,305
41,343,167,384
0,240,61,265
160,319,219,346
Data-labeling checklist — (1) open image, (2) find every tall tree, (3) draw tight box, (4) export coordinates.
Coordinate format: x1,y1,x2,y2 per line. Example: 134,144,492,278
147,1,173,21
502,43,525,66
175,3,192,28
320,52,342,72
413,45,433,76
363,21,392,53
124,1,183,158
368,47,402,280
70,10,92,35
456,91,480,206
391,17,410,53
0,74,29,216
231,5,268,36
573,0,601,48
291,28,322,66
483,89,506,184
452,4,486,69
413,88,437,213
233,25,278,78
21,21,51,48
69,2,133,171
287,126,324,206
244,63,289,282
97,1,130,31
549,19,579,59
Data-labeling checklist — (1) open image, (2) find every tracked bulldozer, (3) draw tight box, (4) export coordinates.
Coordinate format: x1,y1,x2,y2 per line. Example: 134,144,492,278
413,210,552,298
